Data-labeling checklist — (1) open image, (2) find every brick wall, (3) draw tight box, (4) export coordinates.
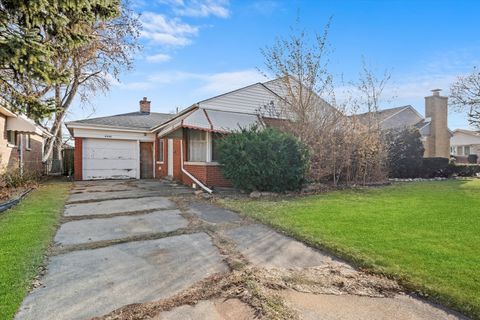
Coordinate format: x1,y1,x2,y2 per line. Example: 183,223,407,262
0,114,18,173
182,163,231,188
74,137,83,180
23,134,44,173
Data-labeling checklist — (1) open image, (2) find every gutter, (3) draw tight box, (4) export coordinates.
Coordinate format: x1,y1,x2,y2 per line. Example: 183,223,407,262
179,140,213,194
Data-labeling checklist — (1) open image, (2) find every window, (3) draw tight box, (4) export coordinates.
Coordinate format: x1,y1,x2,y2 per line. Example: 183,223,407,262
7,130,17,146
188,130,207,162
211,133,223,162
25,134,31,150
158,139,164,162
464,146,471,155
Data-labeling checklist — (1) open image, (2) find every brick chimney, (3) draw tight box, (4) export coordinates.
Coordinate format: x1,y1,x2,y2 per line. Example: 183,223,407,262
139,97,151,114
424,89,450,158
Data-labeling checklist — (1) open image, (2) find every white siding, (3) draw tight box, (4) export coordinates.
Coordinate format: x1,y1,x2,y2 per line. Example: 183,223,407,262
73,127,155,142
198,83,279,115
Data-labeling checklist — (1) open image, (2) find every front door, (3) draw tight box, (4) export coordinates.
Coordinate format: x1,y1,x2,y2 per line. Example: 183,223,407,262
167,139,174,177
140,142,153,179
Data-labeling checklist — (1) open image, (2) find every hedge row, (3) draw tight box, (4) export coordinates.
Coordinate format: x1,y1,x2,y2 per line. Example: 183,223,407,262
420,157,480,178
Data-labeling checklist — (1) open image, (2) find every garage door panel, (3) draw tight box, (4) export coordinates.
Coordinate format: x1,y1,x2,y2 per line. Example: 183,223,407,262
83,159,137,170
83,139,138,180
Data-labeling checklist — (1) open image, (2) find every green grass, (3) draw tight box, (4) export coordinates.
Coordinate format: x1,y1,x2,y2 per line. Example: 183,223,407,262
220,179,480,319
0,181,70,320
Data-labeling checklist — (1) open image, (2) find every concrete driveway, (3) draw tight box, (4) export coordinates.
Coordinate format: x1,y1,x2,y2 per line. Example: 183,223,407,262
15,180,466,320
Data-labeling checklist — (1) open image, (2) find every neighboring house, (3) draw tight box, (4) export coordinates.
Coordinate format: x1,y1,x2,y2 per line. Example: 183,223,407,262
65,98,173,180
0,102,52,175
450,129,480,163
356,89,451,158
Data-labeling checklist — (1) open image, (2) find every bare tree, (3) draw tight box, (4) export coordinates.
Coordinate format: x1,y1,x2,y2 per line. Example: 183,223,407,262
450,67,480,129
260,22,390,186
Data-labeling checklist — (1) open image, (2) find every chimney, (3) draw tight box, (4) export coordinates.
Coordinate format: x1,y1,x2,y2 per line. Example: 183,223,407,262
139,97,151,113
424,89,450,158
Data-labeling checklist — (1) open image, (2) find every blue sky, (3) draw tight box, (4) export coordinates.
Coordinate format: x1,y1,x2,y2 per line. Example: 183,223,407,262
69,0,480,129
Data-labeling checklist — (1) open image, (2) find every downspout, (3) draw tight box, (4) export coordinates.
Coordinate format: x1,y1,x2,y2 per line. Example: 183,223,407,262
180,140,213,194
19,133,24,176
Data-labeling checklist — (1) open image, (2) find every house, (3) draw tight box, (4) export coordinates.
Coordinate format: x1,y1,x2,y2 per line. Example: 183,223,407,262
0,100,52,175
450,129,480,163
356,89,451,158
66,79,296,188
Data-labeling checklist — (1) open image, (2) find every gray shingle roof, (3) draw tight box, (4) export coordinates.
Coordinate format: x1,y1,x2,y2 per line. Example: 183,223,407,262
67,112,174,130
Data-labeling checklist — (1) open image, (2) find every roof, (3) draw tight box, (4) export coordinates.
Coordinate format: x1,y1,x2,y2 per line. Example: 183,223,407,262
157,107,260,137
356,105,412,123
0,98,52,136
66,111,174,131
355,105,424,128
453,128,480,136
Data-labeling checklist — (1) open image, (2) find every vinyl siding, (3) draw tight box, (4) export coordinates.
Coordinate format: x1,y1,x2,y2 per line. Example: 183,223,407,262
198,83,280,115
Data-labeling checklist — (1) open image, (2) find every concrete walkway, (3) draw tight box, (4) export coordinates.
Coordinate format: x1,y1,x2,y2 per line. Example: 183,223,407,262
15,180,467,320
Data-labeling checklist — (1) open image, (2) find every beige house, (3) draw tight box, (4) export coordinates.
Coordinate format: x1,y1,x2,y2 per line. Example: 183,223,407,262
450,129,480,163
0,102,52,175
356,89,451,158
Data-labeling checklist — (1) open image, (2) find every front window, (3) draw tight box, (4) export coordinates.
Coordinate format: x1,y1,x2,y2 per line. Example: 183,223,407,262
188,130,207,162
25,134,31,149
211,133,223,162
7,130,17,145
464,146,471,155
158,139,164,162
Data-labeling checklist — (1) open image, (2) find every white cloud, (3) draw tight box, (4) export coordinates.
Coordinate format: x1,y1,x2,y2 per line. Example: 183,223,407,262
160,0,230,18
140,12,199,46
143,69,265,95
146,53,172,63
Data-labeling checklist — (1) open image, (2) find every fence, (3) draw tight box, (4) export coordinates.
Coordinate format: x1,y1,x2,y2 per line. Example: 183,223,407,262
44,148,74,176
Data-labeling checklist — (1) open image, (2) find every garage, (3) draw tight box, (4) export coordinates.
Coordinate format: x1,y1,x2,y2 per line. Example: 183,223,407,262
65,97,173,180
83,138,138,180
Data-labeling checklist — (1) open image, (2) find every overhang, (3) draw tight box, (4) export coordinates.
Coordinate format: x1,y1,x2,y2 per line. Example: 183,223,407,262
6,114,51,136
157,108,260,137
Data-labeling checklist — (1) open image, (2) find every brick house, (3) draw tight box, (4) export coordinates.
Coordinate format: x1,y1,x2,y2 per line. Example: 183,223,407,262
0,103,52,175
66,79,291,190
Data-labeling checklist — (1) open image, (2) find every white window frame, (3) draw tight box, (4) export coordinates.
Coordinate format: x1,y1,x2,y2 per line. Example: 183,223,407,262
187,130,208,162
185,131,221,164
157,138,164,163
6,130,17,147
25,134,31,150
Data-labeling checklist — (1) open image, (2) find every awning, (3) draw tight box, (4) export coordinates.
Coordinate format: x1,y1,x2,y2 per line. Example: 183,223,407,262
157,108,260,137
6,114,51,136
0,106,16,117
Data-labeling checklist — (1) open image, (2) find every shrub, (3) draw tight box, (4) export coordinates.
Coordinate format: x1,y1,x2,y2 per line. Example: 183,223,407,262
384,128,424,178
420,157,451,178
453,164,480,177
468,154,478,164
217,127,309,192
1,168,39,189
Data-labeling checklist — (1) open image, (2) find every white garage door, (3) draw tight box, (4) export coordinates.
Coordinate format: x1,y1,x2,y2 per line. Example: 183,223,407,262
83,138,138,180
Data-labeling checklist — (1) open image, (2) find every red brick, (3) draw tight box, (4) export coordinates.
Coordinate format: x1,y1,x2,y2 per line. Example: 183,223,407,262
74,137,82,180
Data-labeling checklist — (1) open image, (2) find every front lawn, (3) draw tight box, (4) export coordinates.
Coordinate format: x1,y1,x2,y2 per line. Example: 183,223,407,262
220,179,480,319
0,181,70,320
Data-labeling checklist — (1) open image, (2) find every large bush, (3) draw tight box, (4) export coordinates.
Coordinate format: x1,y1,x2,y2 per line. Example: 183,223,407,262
217,127,309,192
420,157,451,178
384,128,425,178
